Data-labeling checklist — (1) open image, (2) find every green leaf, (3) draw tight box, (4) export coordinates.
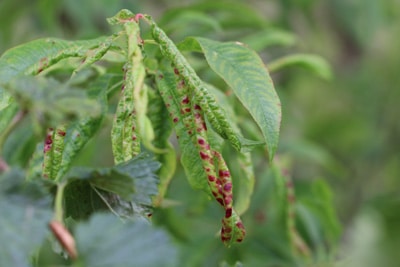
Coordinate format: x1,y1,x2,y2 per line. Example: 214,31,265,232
267,54,333,80
159,1,267,29
0,169,52,267
2,119,37,167
74,213,178,267
180,37,282,160
66,153,159,201
297,179,341,248
241,29,296,51
0,86,13,111
162,10,222,34
0,36,107,83
0,102,17,135
5,76,101,130
64,153,160,219
147,87,176,204
0,200,51,267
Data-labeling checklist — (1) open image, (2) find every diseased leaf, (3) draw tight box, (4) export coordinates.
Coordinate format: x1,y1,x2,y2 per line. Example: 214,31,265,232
74,213,178,267
155,69,210,194
180,37,281,160
206,84,255,215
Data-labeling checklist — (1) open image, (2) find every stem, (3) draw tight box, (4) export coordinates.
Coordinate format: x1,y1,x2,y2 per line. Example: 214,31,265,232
0,110,26,155
54,182,67,222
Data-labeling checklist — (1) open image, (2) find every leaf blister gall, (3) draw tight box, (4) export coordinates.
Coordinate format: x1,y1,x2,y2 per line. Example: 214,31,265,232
149,19,249,244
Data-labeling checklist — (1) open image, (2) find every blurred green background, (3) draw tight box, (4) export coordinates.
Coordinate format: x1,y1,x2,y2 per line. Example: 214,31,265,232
1,0,399,266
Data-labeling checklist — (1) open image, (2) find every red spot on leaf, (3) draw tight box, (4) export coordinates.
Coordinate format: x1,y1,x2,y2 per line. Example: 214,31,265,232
225,208,232,218
57,130,66,137
173,117,179,123
194,104,201,110
45,136,53,145
223,183,232,192
181,96,189,104
174,68,179,75
224,196,232,205
219,170,230,178
197,138,205,145
216,198,224,206
134,13,144,22
199,151,210,160
236,222,244,229
208,175,216,182
224,227,232,234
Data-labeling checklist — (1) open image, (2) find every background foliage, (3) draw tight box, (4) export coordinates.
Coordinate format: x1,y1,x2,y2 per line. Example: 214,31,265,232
1,0,399,266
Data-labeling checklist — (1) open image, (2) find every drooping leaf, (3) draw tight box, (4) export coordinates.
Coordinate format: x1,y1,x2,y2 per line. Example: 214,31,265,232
180,37,281,160
155,69,211,194
73,213,178,267
206,84,255,215
267,54,333,80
